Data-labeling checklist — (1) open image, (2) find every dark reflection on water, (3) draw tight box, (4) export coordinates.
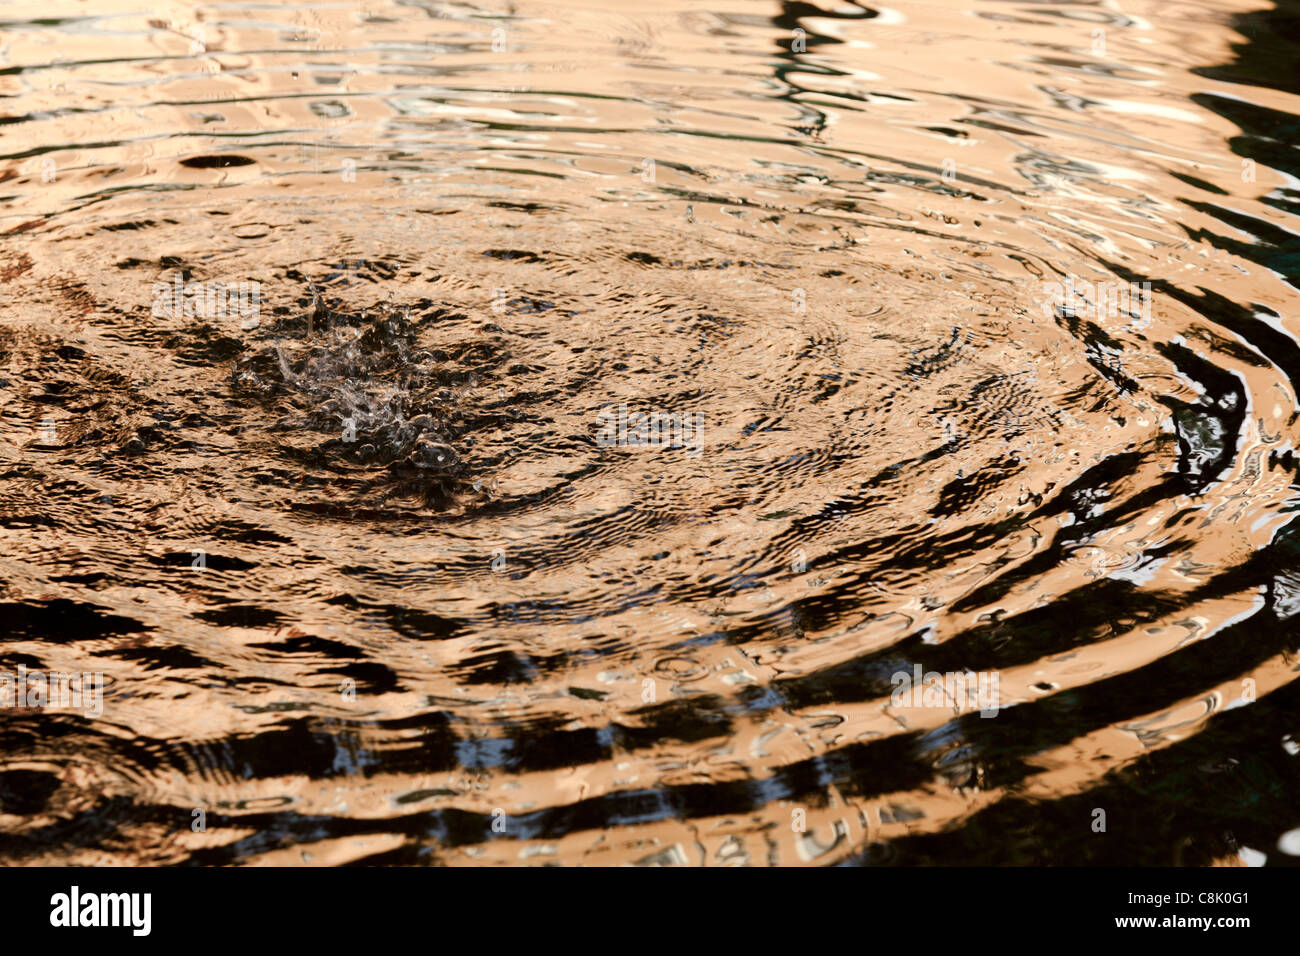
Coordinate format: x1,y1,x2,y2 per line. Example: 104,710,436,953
1,0,1300,866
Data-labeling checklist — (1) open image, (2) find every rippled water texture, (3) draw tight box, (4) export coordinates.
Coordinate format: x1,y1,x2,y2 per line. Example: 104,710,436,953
2,0,1300,866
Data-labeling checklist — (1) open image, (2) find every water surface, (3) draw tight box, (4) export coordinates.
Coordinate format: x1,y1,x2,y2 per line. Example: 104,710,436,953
2,0,1300,865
